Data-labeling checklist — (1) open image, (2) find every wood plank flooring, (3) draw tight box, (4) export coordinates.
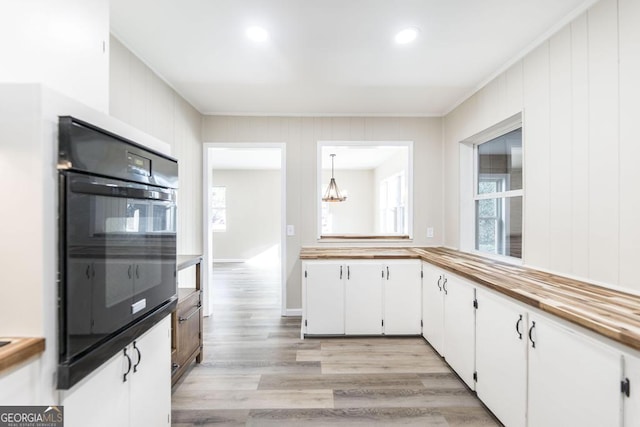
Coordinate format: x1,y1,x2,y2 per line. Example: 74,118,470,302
171,263,500,426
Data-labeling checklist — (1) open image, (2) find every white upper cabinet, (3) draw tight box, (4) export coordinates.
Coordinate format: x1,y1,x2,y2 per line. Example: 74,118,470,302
0,0,109,112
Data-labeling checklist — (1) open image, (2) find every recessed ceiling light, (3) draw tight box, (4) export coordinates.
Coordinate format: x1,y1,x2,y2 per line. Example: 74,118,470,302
246,26,269,42
395,27,419,44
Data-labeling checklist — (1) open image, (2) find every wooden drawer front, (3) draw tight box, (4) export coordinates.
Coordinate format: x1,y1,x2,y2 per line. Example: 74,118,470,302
177,290,200,318
176,291,201,367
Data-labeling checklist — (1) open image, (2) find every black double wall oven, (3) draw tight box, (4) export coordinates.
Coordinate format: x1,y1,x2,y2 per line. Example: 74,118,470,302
57,117,178,389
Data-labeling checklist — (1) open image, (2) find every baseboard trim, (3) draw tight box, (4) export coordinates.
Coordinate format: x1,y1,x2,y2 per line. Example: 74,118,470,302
284,309,302,317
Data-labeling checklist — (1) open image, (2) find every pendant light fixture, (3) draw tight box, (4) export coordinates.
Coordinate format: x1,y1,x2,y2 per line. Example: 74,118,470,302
322,154,347,202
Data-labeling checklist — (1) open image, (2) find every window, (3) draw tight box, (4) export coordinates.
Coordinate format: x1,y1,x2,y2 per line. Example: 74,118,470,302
211,186,227,232
474,128,523,258
379,172,407,234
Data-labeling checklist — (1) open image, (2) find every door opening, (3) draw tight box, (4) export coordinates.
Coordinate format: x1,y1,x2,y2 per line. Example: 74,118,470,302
202,143,286,317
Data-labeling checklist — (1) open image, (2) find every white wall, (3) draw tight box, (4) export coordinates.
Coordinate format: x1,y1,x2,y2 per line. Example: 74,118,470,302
321,169,374,235
109,35,203,287
444,0,640,294
212,169,281,261
202,116,443,309
0,0,109,112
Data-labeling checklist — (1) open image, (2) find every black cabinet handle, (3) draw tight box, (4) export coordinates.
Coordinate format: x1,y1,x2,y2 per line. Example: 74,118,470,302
123,348,132,382
437,276,442,291
85,265,91,279
529,321,536,348
386,266,389,280
133,341,142,373
516,314,523,340
442,278,448,295
347,266,350,280
127,265,132,279
135,265,140,279
340,265,343,280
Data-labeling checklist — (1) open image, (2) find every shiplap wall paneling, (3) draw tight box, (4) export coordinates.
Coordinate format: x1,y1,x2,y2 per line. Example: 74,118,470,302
570,13,591,279
587,0,619,285
109,36,203,288
522,43,551,269
548,26,573,272
505,61,524,119
203,116,443,310
618,0,640,289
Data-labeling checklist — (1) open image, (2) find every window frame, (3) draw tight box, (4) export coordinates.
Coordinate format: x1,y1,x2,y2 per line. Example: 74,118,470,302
211,186,227,232
472,129,523,260
379,171,407,234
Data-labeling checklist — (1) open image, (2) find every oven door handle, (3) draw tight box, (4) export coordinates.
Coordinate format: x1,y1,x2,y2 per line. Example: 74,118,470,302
70,181,175,202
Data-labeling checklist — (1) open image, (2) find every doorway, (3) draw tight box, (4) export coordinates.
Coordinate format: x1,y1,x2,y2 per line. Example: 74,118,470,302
202,143,286,317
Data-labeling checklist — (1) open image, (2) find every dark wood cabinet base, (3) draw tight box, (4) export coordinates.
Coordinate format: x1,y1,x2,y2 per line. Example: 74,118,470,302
171,255,203,386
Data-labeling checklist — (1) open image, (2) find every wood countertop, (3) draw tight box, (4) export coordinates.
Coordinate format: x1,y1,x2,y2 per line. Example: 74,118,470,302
0,337,45,375
300,246,640,352
300,247,420,259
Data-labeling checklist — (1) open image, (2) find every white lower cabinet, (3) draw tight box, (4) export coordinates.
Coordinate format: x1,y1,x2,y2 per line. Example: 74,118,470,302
303,260,421,336
421,262,476,388
623,352,640,426
527,314,623,427
422,262,444,354
474,287,632,427
475,289,527,427
383,260,422,335
442,274,476,388
304,262,345,335
60,315,172,427
345,262,383,335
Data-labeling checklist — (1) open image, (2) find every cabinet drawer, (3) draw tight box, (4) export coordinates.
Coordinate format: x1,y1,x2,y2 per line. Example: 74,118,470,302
175,290,201,367
177,290,200,318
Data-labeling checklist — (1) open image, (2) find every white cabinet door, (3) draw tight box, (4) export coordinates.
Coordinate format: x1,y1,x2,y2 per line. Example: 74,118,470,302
130,316,172,426
623,352,640,427
422,262,444,355
344,262,383,335
443,274,476,388
61,349,130,427
61,315,173,427
383,260,421,335
475,289,527,427
304,262,345,335
528,315,623,427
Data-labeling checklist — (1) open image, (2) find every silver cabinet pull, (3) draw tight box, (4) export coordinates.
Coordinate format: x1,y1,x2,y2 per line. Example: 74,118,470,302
179,304,201,322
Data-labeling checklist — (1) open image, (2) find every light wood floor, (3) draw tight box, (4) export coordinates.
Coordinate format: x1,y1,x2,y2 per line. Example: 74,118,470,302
171,263,500,426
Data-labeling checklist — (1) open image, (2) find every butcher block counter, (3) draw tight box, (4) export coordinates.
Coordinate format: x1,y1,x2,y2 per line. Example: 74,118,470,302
300,246,640,352
0,337,45,375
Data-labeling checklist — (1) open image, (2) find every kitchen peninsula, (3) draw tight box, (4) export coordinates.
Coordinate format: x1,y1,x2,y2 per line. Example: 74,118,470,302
301,246,640,427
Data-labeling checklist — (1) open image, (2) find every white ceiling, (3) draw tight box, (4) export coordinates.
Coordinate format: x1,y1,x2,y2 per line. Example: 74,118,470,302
110,0,594,116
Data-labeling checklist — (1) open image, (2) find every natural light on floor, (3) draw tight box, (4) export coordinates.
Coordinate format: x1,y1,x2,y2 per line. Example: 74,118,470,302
245,244,280,268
